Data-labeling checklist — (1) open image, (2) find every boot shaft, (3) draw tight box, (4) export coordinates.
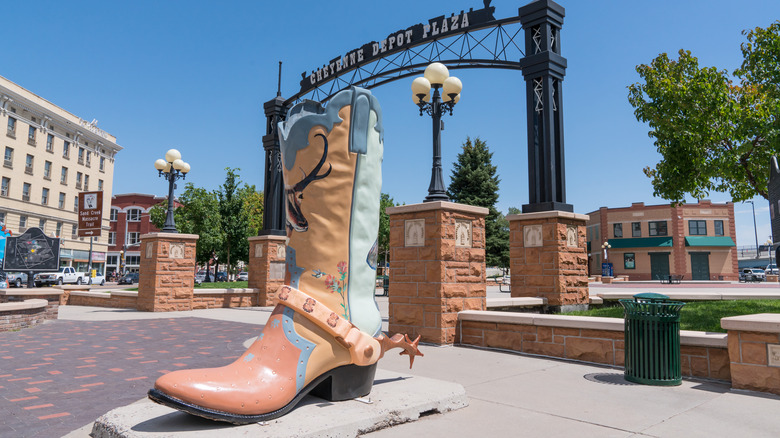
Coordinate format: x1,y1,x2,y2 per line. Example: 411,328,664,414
279,87,384,336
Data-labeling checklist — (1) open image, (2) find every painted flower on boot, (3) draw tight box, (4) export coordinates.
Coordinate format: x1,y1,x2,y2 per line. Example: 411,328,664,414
318,262,349,319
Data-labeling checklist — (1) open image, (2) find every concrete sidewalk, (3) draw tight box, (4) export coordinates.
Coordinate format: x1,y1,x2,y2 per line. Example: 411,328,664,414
51,304,780,437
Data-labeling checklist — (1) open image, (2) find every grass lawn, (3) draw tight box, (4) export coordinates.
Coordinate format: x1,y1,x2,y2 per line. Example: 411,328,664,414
565,300,780,333
195,281,249,289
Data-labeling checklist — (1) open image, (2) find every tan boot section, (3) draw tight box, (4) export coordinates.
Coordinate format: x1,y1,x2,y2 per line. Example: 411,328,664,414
152,305,348,416
291,311,352,387
286,106,359,321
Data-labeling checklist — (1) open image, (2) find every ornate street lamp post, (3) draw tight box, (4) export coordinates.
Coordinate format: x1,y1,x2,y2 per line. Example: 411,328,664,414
412,62,462,202
154,149,190,233
601,241,611,263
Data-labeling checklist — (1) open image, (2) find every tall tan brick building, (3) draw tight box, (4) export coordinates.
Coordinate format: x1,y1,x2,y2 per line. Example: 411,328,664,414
585,200,738,281
1,75,122,274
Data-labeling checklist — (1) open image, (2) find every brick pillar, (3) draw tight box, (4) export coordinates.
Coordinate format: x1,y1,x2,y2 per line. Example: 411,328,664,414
508,211,589,310
387,201,488,345
248,235,288,306
137,233,199,312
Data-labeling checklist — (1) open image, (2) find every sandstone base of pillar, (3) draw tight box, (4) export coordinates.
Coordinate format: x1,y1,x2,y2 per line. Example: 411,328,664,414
248,235,288,307
508,210,589,307
137,233,199,312
387,202,488,345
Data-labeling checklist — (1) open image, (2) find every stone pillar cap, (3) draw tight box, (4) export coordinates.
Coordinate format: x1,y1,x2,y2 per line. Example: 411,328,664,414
507,210,589,221
387,201,488,216
140,232,199,240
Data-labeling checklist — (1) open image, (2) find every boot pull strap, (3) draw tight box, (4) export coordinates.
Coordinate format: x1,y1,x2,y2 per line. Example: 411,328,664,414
276,285,381,366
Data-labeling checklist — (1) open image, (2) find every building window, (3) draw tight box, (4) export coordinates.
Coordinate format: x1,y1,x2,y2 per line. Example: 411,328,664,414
44,161,52,180
76,172,83,189
689,220,707,236
20,215,27,230
73,196,78,212
85,151,91,167
27,125,36,145
98,179,103,191
71,224,77,237
714,220,724,236
107,255,118,265
22,183,31,202
624,252,636,269
63,141,70,159
127,208,142,222
110,208,118,222
649,221,668,236
613,223,623,238
39,218,46,230
41,188,49,205
78,147,84,164
3,146,12,168
632,222,641,237
108,232,116,245
0,211,4,223
84,174,89,191
1,177,9,197
46,134,54,152
56,222,62,237
61,167,68,185
25,154,34,174
125,255,140,266
7,116,16,137
128,232,140,245
99,156,105,172
58,192,66,209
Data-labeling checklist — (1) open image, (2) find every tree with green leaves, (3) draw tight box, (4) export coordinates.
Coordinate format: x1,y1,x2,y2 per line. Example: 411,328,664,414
150,183,223,266
447,137,508,269
627,21,780,203
377,193,396,274
217,168,250,279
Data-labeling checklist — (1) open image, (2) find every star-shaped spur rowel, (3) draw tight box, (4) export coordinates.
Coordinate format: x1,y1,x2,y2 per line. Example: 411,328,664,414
375,333,424,369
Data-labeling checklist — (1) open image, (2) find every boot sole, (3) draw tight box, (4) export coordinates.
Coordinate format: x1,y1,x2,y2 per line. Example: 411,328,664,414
147,363,377,424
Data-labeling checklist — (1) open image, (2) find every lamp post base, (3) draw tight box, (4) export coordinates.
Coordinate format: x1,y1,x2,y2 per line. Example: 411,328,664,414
424,192,450,203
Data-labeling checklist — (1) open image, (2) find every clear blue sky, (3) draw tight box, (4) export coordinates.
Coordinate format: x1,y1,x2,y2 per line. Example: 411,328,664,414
2,0,778,248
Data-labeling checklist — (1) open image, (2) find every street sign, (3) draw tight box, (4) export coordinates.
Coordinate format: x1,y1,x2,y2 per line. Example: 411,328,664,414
78,191,103,237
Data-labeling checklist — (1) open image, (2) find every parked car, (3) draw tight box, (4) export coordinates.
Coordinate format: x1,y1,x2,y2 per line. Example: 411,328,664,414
118,273,139,285
34,267,89,287
740,268,766,282
237,272,248,281
215,271,228,282
6,272,28,288
89,272,106,286
766,264,779,275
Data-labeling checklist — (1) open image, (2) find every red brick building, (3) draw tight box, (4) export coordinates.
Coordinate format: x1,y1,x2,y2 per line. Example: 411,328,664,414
107,193,175,277
585,200,739,281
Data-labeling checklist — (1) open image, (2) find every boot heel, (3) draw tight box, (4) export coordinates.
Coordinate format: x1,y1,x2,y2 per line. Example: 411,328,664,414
311,363,377,401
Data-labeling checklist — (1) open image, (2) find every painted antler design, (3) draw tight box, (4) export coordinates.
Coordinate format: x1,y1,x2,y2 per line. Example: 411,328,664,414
375,333,424,369
285,133,333,232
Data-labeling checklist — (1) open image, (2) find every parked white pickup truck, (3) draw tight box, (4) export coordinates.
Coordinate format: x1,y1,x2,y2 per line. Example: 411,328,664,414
34,267,89,287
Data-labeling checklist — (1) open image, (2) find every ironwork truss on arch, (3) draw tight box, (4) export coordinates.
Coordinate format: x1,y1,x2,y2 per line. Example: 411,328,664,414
287,18,525,105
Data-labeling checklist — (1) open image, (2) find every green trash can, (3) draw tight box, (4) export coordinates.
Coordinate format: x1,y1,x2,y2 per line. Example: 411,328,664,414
382,275,389,296
619,293,685,386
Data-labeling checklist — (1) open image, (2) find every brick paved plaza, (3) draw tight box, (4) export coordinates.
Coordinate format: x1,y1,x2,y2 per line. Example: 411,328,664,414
0,317,261,438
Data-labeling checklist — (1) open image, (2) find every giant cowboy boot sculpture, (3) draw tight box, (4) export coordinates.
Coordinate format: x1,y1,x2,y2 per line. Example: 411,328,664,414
148,87,421,424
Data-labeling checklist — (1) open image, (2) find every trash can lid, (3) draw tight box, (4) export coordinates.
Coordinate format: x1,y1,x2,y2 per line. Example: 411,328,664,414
633,292,669,301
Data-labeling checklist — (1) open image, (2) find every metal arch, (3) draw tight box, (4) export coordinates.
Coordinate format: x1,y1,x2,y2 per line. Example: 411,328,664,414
286,20,524,105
